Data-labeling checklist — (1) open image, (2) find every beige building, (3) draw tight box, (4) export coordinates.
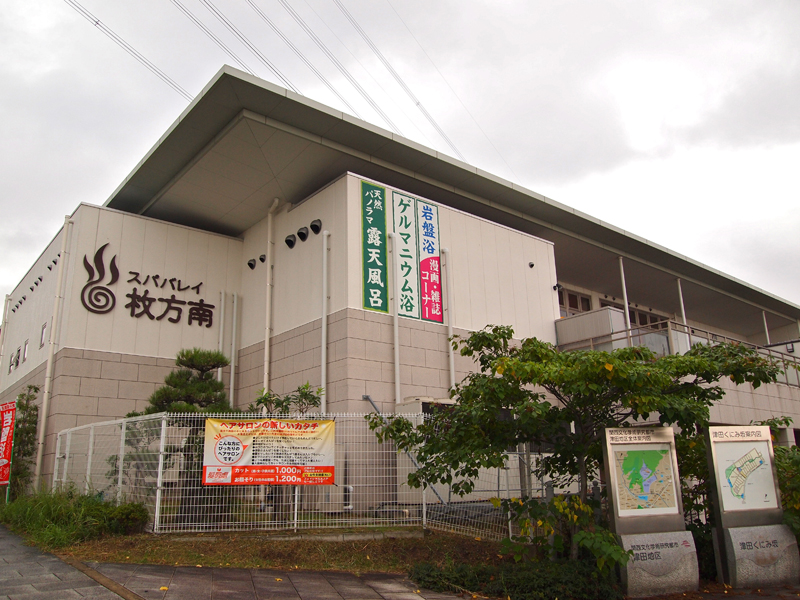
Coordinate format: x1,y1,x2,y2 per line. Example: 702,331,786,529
2,67,800,486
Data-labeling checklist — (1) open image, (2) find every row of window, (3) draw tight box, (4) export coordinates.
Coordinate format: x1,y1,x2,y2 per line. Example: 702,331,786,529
7,322,47,374
558,289,668,329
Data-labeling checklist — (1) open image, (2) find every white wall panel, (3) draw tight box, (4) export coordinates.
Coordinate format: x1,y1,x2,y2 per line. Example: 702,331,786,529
0,230,64,389
47,205,242,360
271,177,348,337
83,210,124,352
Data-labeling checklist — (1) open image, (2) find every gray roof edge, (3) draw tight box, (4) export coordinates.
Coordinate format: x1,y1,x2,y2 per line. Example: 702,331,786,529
101,67,800,318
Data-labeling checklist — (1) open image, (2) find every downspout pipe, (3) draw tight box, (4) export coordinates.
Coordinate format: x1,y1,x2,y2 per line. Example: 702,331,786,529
762,311,771,346
441,248,456,389
263,198,280,391
230,293,238,406
217,290,226,381
34,216,74,489
320,230,330,414
387,232,401,409
0,294,11,371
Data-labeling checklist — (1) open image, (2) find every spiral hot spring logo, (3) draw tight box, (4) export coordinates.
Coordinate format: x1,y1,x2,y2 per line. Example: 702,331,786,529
81,244,119,314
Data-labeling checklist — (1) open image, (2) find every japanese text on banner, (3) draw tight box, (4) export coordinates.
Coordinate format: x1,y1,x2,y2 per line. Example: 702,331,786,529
0,402,17,486
392,192,420,319
417,200,443,323
202,418,335,486
362,182,388,313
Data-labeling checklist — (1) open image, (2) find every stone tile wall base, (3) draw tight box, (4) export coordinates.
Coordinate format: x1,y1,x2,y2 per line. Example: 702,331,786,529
724,524,800,589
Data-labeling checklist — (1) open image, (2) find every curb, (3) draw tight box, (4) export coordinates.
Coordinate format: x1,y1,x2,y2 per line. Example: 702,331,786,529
57,554,147,600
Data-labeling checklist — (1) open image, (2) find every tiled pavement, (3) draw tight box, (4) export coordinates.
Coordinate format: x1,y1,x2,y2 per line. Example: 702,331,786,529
0,526,124,600
87,563,457,600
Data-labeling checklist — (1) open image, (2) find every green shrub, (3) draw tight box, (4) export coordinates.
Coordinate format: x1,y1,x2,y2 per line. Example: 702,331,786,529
0,490,149,548
410,560,623,600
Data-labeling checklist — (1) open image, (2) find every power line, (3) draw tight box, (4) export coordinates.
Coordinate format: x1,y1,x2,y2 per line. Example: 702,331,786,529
169,0,256,76
384,0,522,182
62,0,193,102
276,0,403,135
298,0,436,147
199,0,301,94
332,0,465,162
243,0,361,117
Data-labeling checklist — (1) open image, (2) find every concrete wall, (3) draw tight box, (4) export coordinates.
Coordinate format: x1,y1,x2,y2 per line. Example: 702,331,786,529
235,307,479,413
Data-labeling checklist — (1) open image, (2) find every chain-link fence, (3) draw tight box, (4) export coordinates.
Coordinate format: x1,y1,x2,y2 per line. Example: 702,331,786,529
53,412,544,539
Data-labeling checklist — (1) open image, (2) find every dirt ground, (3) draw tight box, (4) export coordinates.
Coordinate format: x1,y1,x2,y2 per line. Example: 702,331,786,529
60,528,507,575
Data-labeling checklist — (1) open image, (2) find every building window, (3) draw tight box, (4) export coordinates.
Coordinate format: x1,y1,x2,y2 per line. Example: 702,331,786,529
558,289,592,318
40,322,48,348
13,347,21,370
600,301,668,330
22,340,28,363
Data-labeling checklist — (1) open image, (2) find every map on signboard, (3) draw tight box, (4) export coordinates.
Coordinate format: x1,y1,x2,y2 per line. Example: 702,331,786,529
715,441,778,512
613,444,679,516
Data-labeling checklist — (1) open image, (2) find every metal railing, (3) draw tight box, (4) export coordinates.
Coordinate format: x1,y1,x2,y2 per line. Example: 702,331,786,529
52,412,545,539
557,320,800,388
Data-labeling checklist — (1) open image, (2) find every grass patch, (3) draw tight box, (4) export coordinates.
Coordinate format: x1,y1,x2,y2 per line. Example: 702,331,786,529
410,561,624,600
1,490,149,549
60,529,506,574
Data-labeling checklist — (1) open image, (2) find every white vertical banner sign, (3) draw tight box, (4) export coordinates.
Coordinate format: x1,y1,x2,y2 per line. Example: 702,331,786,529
391,192,420,319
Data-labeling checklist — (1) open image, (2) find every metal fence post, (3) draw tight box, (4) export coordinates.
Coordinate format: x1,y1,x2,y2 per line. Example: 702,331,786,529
504,463,513,539
116,420,127,505
52,434,62,490
422,486,427,529
85,425,95,494
63,431,72,487
153,415,167,534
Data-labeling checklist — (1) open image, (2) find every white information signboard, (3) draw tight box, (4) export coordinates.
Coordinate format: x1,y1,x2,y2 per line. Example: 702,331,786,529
708,426,778,513
606,428,681,518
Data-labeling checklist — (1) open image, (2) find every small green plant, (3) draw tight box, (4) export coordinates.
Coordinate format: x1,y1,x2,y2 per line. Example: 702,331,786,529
0,489,149,548
754,416,800,540
410,560,623,600
493,494,631,573
7,385,39,501
249,389,292,414
249,383,323,415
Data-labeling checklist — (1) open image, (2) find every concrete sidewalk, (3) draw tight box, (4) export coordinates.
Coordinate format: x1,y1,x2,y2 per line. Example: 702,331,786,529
0,526,124,599
87,563,457,600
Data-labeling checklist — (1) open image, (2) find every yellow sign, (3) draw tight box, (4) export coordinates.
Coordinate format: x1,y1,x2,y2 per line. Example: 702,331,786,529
202,418,335,486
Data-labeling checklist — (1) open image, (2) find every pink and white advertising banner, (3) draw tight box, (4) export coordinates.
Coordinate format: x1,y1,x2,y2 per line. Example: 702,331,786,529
416,199,443,323
0,401,17,486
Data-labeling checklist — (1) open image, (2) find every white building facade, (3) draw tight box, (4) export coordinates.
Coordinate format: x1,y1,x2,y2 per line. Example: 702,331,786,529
2,67,799,486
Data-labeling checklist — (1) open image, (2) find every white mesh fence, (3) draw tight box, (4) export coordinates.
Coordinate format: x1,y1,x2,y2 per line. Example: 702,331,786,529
53,412,544,539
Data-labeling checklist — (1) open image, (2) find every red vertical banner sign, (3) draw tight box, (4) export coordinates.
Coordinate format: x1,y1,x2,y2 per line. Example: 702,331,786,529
416,200,443,323
0,401,17,486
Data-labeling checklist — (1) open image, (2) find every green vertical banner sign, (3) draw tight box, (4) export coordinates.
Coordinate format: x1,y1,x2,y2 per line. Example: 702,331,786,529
391,192,420,319
361,181,388,313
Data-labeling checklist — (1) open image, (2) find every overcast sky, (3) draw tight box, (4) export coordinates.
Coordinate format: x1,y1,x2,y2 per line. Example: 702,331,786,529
2,0,799,308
